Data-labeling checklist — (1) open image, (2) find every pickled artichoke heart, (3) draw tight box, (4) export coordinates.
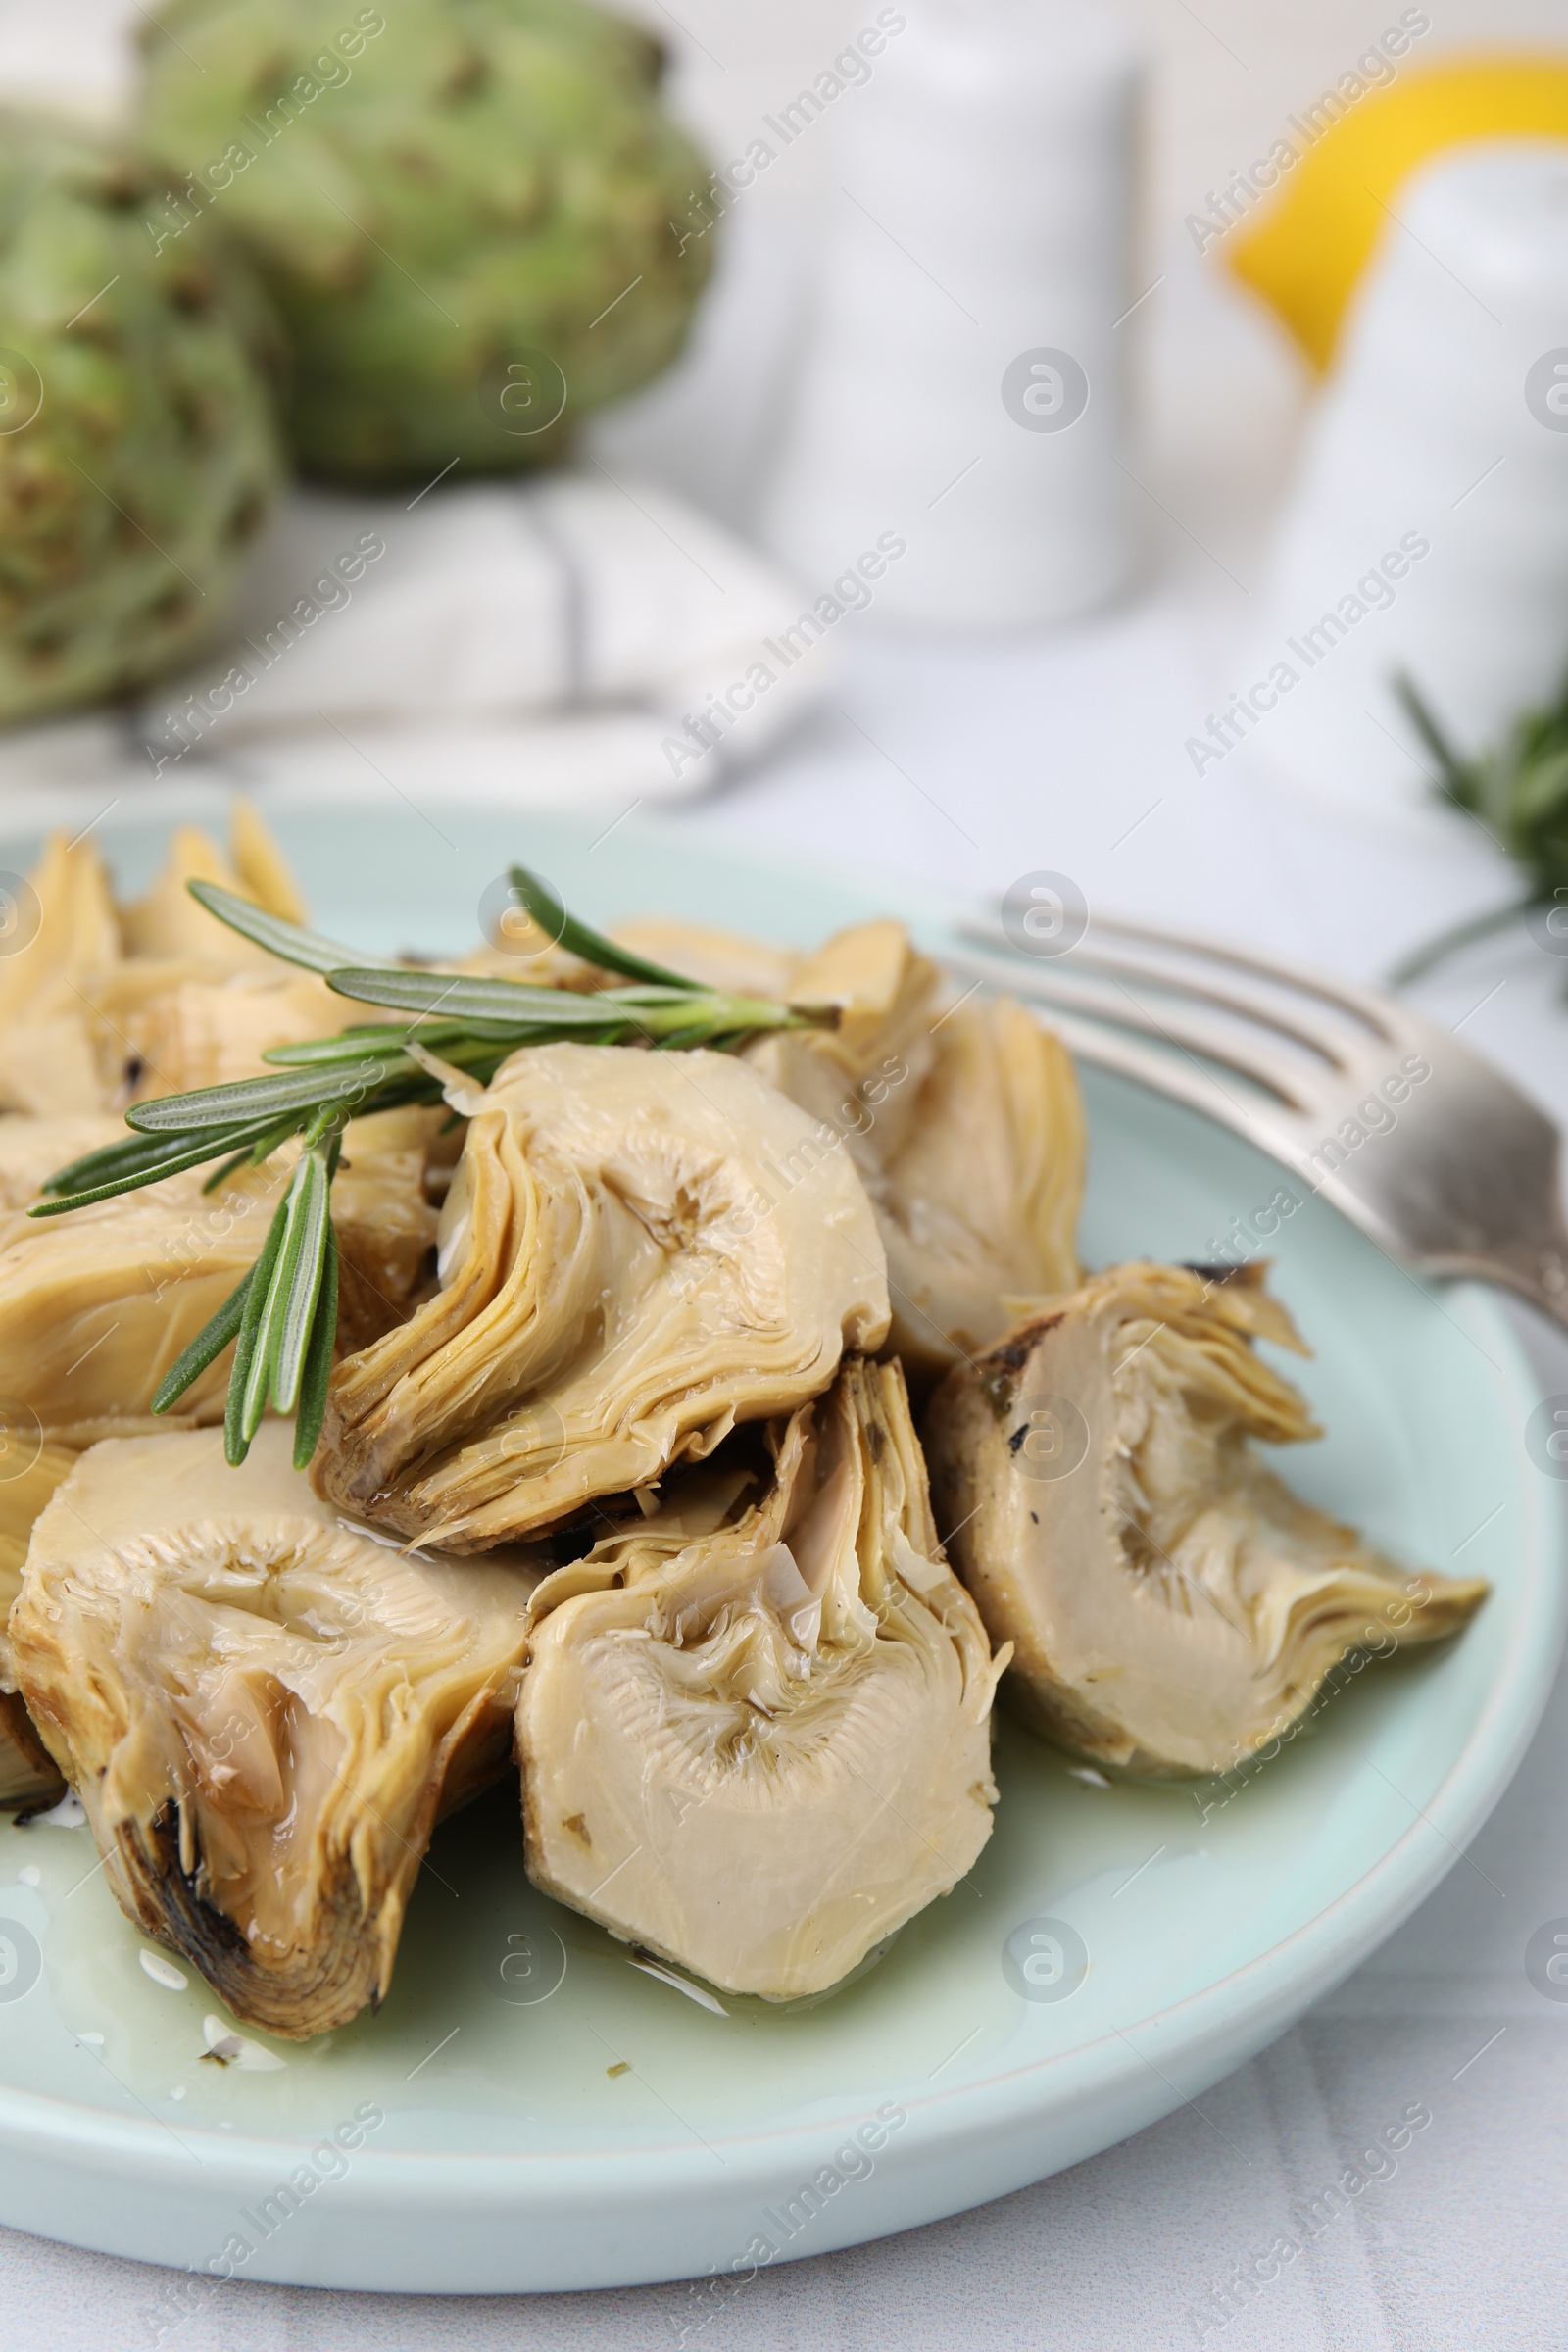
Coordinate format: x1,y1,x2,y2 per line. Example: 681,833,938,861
872,998,1084,1384
120,806,309,962
747,920,945,1171
106,964,351,1104
139,0,716,484
0,1441,77,1807
924,1262,1490,1779
519,1357,1005,1999
0,1693,66,1808
610,917,803,1004
94,809,351,1102
0,834,121,1115
12,1425,541,2035
0,112,283,727
315,1044,890,1549
320,1105,449,1350
0,1109,439,1442
0,1127,262,1441
0,807,333,1115
746,922,1085,1384
0,1112,133,1228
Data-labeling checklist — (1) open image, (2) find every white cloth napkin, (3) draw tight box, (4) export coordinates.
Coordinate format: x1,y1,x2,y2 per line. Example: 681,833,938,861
0,473,841,811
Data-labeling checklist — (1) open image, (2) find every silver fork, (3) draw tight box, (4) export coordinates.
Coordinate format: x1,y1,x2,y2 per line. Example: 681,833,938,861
937,908,1568,1335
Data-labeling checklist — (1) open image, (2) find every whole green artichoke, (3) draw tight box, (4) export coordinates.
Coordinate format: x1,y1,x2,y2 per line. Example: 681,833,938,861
0,115,284,728
137,0,717,484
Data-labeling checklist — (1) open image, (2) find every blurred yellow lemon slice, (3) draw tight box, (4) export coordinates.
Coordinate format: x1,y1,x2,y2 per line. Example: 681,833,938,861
1228,57,1568,369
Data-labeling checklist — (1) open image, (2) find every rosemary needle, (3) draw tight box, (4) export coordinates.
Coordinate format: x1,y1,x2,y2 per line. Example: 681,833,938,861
1389,671,1568,988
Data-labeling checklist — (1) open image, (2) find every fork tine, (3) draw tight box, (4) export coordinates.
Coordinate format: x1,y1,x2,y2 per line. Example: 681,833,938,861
958,910,1413,1049
981,936,1363,1070
1024,1006,1271,1128
938,944,1321,1109
1084,913,1407,1041
947,901,1568,1339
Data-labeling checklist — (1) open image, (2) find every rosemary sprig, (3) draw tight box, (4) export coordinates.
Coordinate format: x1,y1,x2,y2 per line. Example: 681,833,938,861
1389,671,1568,986
33,862,833,1465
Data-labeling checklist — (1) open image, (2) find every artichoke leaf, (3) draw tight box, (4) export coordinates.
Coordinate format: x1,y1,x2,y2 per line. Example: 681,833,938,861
0,1441,79,1807
923,1261,1490,1778
0,808,331,1116
518,1358,1006,2000
122,828,305,969
0,834,121,1115
745,921,1086,1382
874,997,1084,1383
0,1693,67,1809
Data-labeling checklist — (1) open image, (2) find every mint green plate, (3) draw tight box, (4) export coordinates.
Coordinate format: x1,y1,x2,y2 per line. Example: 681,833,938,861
0,801,1558,2295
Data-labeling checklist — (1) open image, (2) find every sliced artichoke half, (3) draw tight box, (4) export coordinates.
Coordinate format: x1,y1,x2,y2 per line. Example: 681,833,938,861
0,1693,66,1809
745,921,1085,1385
0,806,339,1116
518,1356,1006,2000
0,833,122,1116
923,1261,1489,1778
0,1107,440,1445
11,1425,540,2037
314,1043,891,1550
0,1439,77,1806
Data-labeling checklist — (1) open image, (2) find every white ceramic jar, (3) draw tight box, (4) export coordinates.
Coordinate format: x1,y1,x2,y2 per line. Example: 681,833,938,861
757,0,1143,629
1235,139,1568,824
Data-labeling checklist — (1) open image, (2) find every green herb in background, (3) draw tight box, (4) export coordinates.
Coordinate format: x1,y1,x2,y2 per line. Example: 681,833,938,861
30,864,835,1469
1390,669,1568,986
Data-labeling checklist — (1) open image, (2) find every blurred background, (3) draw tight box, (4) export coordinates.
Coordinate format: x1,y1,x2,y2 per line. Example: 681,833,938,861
22,0,1568,559
4,0,1568,1090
